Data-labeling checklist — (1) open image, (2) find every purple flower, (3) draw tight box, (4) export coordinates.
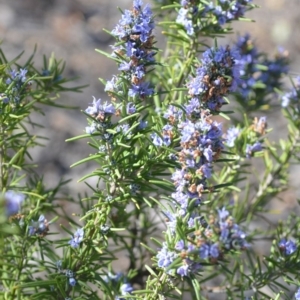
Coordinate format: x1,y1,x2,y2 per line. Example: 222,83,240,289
225,127,240,147
235,34,289,98
177,1,252,36
157,243,178,269
138,120,148,130
177,264,189,277
109,0,155,102
279,239,297,255
69,228,84,248
4,190,25,216
258,47,289,91
1,93,9,103
179,120,195,142
210,243,219,258
69,278,76,287
176,8,194,35
28,215,49,237
85,123,97,134
6,68,28,85
281,77,300,108
186,46,241,114
103,272,123,283
128,82,154,98
163,211,177,232
199,244,210,259
218,207,230,220
164,105,183,122
151,133,163,147
85,97,115,119
104,76,118,93
246,142,263,158
175,240,185,251
118,61,132,71
172,192,189,210
120,283,133,295
295,287,300,300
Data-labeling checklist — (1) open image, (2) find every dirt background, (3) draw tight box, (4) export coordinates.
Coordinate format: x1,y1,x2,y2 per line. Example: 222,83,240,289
0,0,299,193
1,0,300,298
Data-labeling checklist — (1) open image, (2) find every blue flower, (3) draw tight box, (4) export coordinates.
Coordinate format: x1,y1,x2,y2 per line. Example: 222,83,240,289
110,0,155,101
138,120,148,130
225,127,240,147
218,207,230,220
120,282,133,295
281,77,300,108
128,82,154,98
103,271,122,283
157,243,178,269
177,1,252,36
151,133,164,147
246,142,263,158
28,215,49,237
235,34,289,98
4,190,25,217
199,244,210,259
186,46,241,114
126,102,136,115
69,278,76,287
177,264,189,277
85,123,97,134
210,243,220,258
85,97,116,120
69,228,84,248
279,239,297,255
6,68,28,84
175,240,185,251
295,287,300,300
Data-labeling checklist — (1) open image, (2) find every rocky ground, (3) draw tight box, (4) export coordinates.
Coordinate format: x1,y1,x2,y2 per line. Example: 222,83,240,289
0,0,299,193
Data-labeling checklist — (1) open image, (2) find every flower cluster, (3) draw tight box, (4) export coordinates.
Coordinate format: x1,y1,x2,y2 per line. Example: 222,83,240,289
186,46,241,114
4,68,31,104
103,272,134,299
6,69,28,87
295,287,300,300
156,208,249,277
56,262,77,287
65,269,77,287
109,0,155,100
153,46,241,147
234,33,258,97
245,142,262,158
85,96,116,137
225,126,240,147
245,116,266,158
170,115,224,212
155,46,241,216
258,48,289,92
224,116,266,158
176,0,253,36
211,0,253,25
281,77,300,110
155,43,251,278
235,34,289,98
3,190,25,217
69,228,84,248
28,215,49,237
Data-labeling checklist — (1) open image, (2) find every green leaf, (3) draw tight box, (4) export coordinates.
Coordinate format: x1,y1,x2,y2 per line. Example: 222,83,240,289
66,134,91,142
70,154,105,168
